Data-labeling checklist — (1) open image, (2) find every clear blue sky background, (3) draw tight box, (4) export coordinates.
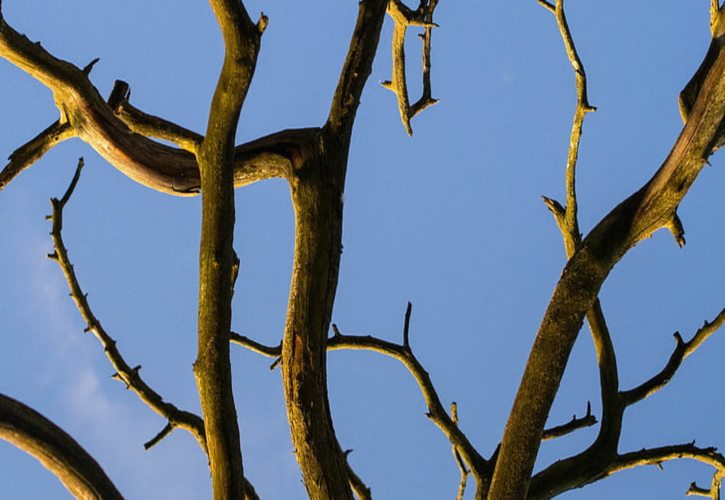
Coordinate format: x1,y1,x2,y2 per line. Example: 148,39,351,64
2,1,725,499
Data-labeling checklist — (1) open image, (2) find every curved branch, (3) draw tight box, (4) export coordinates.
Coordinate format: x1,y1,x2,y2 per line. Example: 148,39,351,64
0,393,123,500
48,159,207,452
621,308,725,406
328,319,489,483
0,16,295,196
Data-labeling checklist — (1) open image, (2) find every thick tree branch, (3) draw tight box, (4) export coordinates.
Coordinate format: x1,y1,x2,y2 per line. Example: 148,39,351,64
0,393,123,500
0,14,294,196
275,2,390,497
0,119,75,191
192,2,266,499
490,4,725,498
48,159,207,453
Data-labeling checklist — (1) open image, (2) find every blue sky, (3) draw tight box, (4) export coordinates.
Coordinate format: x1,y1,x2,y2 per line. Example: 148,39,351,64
2,1,725,499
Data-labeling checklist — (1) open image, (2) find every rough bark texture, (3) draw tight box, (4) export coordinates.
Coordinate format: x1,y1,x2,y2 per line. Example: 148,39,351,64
192,2,263,499
277,1,388,497
282,134,353,499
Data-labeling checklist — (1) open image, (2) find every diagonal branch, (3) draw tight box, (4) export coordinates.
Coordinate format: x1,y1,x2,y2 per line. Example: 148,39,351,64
540,402,596,441
0,119,75,191
0,393,123,500
382,0,439,136
490,3,725,497
230,313,489,493
621,308,725,406
48,159,207,453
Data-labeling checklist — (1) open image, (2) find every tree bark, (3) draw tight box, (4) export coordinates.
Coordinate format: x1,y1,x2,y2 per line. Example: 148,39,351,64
193,3,263,499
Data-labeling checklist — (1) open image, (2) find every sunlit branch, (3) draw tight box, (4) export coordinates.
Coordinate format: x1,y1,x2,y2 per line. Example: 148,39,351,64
382,0,439,135
193,1,266,498
327,0,389,136
450,403,470,500
0,393,123,500
0,119,75,192
343,450,372,500
108,80,200,153
613,444,725,499
0,15,295,196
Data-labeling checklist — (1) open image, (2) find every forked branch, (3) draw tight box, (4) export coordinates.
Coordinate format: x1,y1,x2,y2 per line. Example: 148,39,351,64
491,2,725,497
382,0,440,135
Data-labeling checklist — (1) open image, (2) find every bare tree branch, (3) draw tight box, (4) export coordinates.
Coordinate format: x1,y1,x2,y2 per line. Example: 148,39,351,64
0,393,123,500
327,0,389,137
48,159,207,453
450,403,470,500
621,308,725,406
0,119,75,191
329,315,489,488
192,1,266,498
107,80,200,153
540,402,596,441
382,0,439,135
343,450,372,500
490,3,725,496
0,14,294,196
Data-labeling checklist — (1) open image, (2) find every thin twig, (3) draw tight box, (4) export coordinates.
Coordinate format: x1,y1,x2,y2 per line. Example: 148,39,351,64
48,160,207,453
621,308,725,406
450,402,470,500
540,402,596,441
343,450,372,500
108,80,201,153
0,120,75,191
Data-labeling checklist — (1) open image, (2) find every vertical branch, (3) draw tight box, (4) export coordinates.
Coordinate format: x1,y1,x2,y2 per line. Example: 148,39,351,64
281,1,389,498
193,2,266,499
382,0,439,135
